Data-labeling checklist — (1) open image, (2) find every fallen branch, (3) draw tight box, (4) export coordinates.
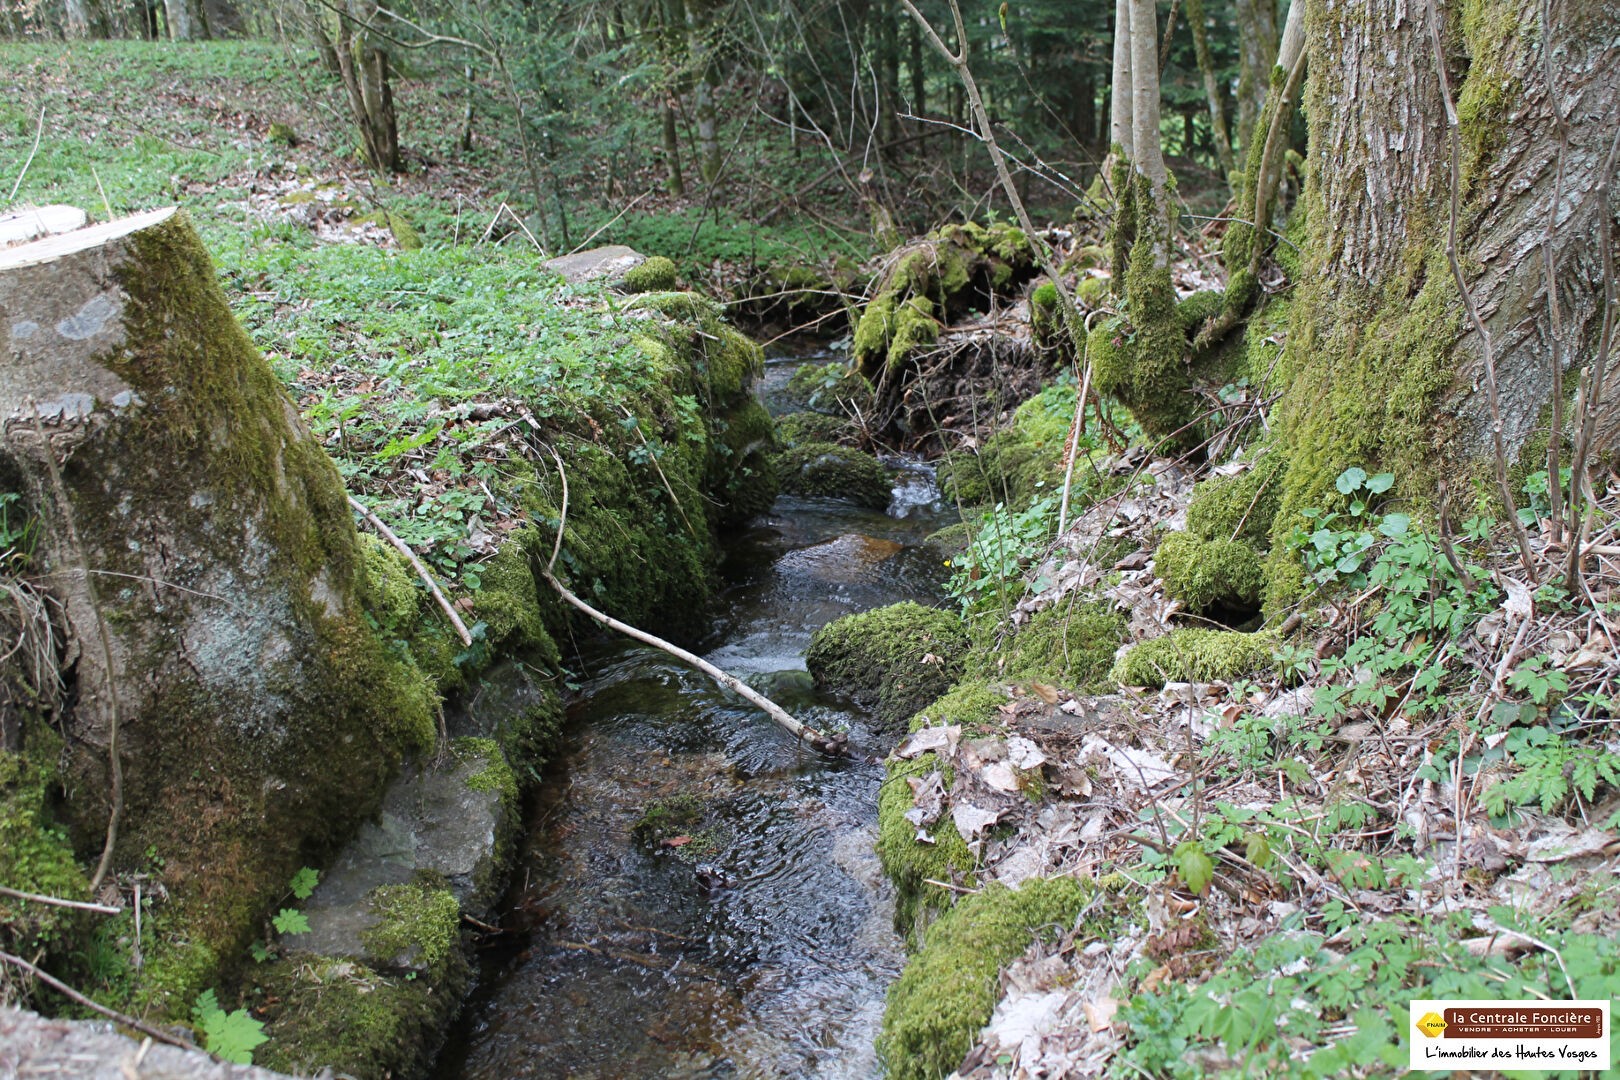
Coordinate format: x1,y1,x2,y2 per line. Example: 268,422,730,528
0,884,122,914
537,446,848,757
347,495,473,647
0,949,197,1051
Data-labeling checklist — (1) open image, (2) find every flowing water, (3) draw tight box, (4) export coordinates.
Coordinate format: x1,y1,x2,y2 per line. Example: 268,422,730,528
439,354,954,1079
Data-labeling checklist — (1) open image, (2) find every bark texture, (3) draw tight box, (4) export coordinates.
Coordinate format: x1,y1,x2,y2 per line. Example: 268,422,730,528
0,208,430,1004
1279,0,1620,511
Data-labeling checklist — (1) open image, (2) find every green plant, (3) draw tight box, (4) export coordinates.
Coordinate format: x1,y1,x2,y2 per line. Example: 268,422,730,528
946,495,1056,615
192,988,268,1064
1506,654,1569,705
1484,726,1620,817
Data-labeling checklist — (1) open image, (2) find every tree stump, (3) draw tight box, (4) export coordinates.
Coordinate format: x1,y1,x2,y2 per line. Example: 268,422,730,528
0,208,429,995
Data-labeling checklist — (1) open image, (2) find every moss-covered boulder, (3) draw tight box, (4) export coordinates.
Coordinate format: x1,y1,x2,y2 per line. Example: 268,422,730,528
775,410,855,448
620,254,679,293
776,442,892,509
805,602,968,730
877,877,1086,1080
254,879,469,1080
1154,532,1265,616
970,601,1125,688
1185,452,1285,547
780,362,875,416
1111,628,1278,687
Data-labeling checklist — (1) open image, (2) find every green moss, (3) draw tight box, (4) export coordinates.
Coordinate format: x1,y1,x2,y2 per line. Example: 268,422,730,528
1068,244,1108,272
877,877,1086,1080
631,793,704,842
904,678,1008,733
0,737,90,958
923,521,973,558
1269,245,1463,613
782,362,875,416
775,442,892,509
471,529,550,655
1111,628,1278,687
1031,281,1059,310
805,602,968,731
1186,452,1285,546
937,383,1082,508
973,601,1126,689
877,752,977,938
853,294,899,375
360,883,461,974
775,410,852,447
454,737,518,813
620,255,679,293
254,953,468,1080
1076,275,1111,307
1154,533,1265,614
386,212,421,251
267,122,296,146
1176,289,1225,334
887,295,939,368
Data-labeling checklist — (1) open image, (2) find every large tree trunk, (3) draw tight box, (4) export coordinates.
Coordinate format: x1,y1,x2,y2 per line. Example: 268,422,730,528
1277,0,1619,511
0,208,423,1000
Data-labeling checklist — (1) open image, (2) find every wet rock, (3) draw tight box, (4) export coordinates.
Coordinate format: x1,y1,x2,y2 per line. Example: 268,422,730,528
290,741,511,968
0,1007,293,1079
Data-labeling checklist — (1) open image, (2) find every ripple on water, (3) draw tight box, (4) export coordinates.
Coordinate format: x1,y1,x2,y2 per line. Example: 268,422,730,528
446,474,951,1079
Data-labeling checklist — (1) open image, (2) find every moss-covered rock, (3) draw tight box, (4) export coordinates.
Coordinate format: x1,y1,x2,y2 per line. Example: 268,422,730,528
1154,532,1265,615
878,751,978,938
971,601,1125,689
619,255,679,293
780,362,875,416
775,410,854,448
805,602,968,731
1111,628,1278,687
877,877,1086,1080
776,442,892,509
1185,452,1285,547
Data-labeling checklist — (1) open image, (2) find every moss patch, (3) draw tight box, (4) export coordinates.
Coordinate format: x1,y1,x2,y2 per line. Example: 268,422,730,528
1154,533,1265,615
620,255,679,293
971,601,1126,689
877,751,977,938
775,442,892,509
359,882,462,974
1186,452,1285,547
805,602,968,731
1111,628,1278,687
0,733,90,959
877,877,1086,1080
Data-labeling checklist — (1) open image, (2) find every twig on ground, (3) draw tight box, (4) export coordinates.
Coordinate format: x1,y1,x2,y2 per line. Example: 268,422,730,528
346,495,473,647
0,949,196,1051
0,884,122,914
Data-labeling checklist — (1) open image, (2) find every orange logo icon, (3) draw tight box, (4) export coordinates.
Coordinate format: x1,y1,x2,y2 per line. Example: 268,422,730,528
1416,1012,1447,1038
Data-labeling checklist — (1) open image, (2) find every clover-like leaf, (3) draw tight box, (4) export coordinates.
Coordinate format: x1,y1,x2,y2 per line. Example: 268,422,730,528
1335,467,1368,495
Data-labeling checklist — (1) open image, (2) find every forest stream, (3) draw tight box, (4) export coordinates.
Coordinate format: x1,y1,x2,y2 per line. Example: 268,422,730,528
436,354,954,1079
